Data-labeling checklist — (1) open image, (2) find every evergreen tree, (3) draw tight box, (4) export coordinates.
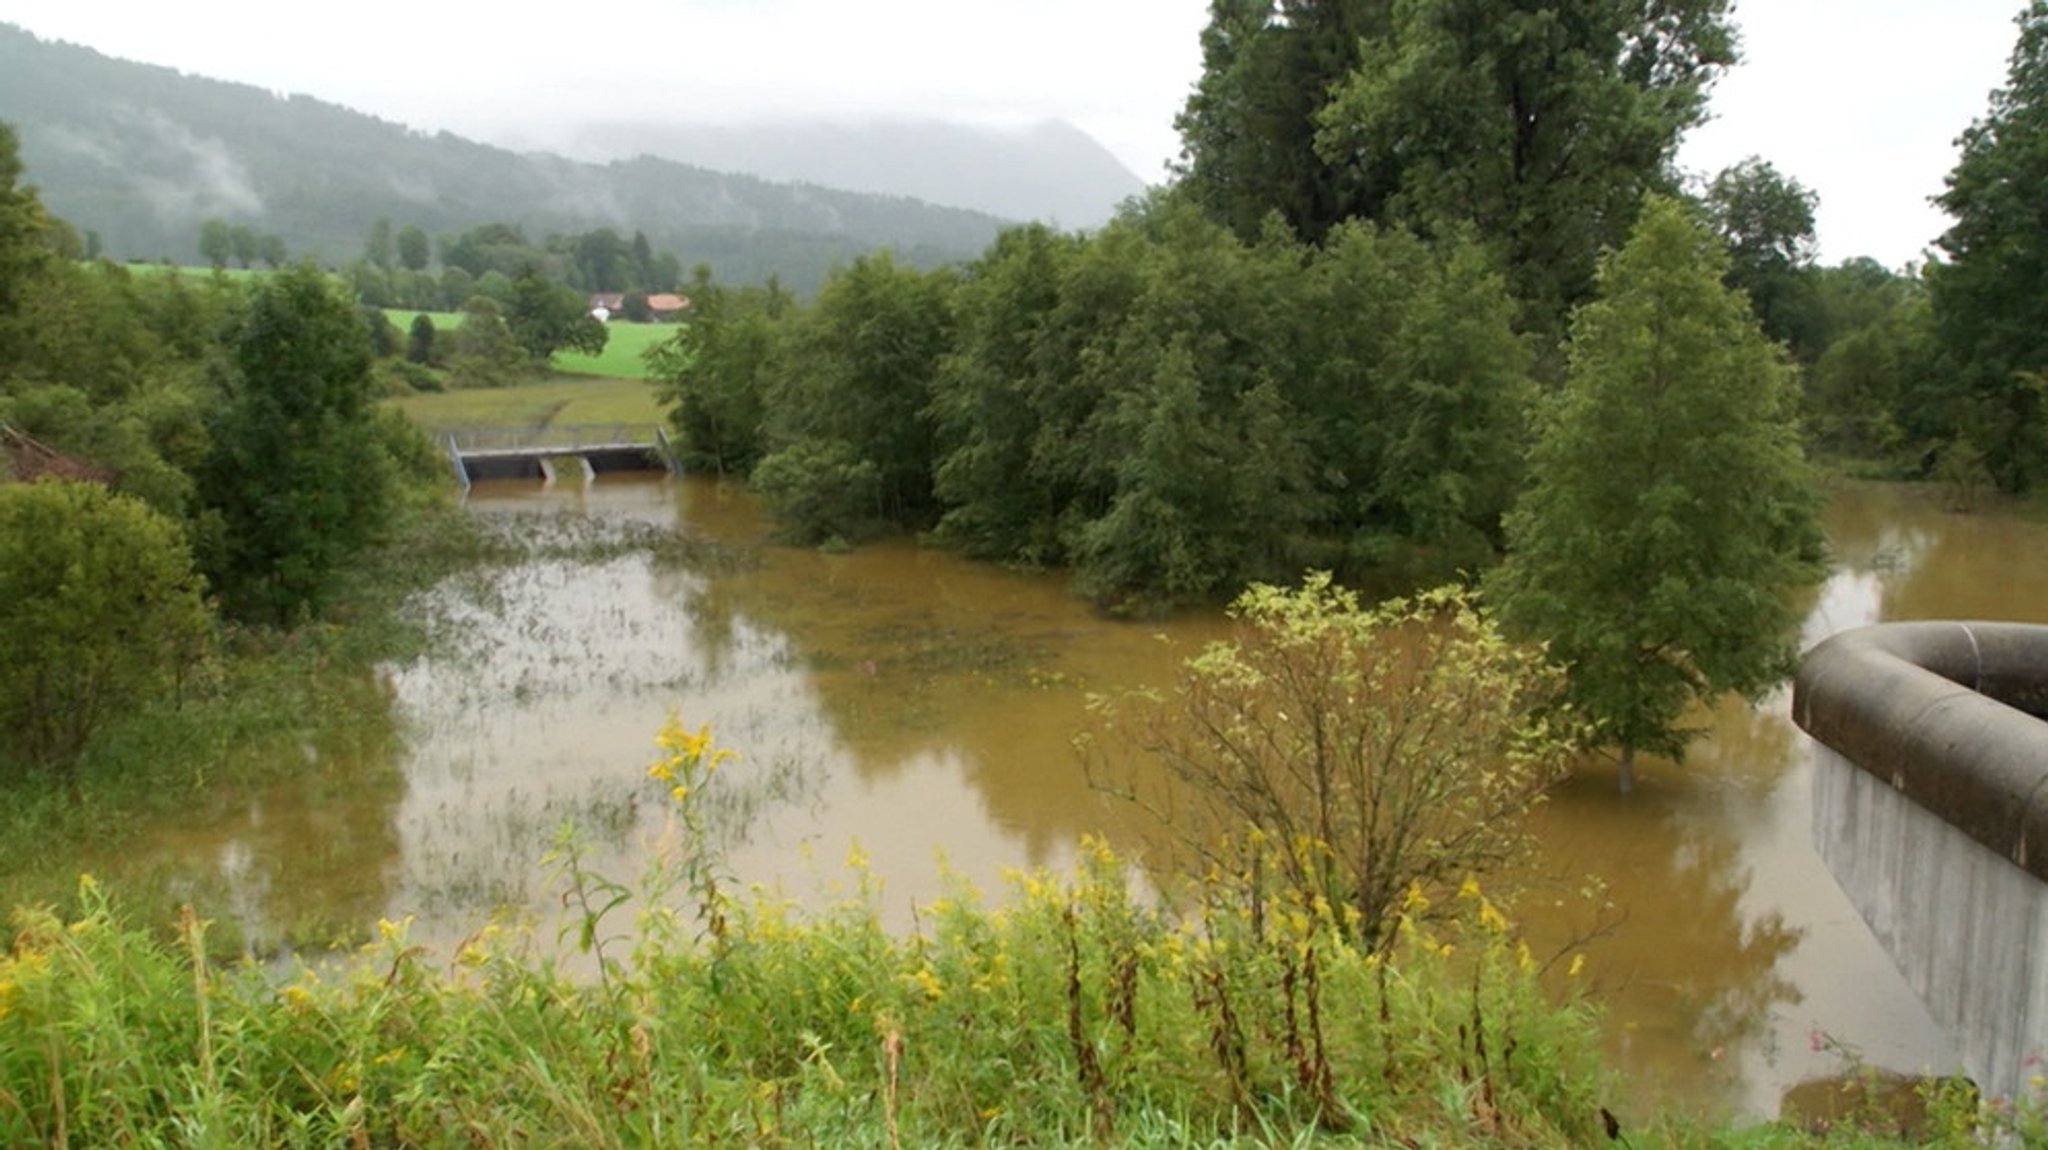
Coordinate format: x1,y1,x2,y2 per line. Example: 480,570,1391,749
1490,196,1823,792
1929,0,2048,492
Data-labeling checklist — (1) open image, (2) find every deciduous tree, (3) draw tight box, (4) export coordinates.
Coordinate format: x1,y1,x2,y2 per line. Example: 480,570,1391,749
0,480,212,773
1313,0,1735,327
506,264,607,364
1489,196,1823,792
1929,0,2048,492
1704,157,1821,357
1089,574,1575,950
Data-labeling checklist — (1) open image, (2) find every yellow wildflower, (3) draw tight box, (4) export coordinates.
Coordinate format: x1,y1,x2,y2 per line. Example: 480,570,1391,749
1476,896,1509,935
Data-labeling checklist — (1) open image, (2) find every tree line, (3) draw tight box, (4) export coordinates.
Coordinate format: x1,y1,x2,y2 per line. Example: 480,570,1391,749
340,219,687,314
653,0,2048,784
0,122,437,776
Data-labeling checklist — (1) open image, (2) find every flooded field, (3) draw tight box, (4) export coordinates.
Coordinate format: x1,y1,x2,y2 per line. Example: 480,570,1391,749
99,475,2048,1117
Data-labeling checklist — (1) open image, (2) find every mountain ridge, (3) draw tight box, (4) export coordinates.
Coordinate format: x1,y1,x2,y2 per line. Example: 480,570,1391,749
0,23,1049,291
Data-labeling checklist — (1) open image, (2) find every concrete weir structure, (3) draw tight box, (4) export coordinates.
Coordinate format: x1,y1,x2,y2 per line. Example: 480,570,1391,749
1794,622,2048,1100
441,424,675,490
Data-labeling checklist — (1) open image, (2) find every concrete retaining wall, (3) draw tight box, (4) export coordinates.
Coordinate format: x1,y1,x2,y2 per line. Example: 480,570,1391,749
1796,622,2048,1099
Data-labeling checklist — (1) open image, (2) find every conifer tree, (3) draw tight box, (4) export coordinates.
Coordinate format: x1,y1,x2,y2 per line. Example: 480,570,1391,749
1490,196,1824,792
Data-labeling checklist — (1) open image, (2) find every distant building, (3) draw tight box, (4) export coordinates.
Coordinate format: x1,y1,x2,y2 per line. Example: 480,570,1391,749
645,293,690,321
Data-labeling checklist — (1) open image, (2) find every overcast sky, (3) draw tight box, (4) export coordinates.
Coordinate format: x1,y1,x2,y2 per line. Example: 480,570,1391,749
0,1,2024,268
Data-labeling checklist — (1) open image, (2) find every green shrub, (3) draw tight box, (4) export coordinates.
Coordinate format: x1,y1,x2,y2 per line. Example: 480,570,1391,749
0,479,211,774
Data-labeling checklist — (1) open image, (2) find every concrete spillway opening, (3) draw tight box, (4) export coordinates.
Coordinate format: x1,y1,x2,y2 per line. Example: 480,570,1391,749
1795,622,2048,1102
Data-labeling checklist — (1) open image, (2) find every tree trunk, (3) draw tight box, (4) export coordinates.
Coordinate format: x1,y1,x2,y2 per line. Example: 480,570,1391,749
1617,744,1637,794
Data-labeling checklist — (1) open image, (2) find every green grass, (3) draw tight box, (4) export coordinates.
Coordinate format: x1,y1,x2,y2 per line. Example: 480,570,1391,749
385,309,681,380
387,376,664,432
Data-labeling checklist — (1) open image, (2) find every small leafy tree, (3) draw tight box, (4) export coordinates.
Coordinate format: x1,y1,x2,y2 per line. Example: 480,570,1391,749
1089,573,1576,951
1490,195,1824,792
506,263,607,364
0,480,212,773
405,313,436,365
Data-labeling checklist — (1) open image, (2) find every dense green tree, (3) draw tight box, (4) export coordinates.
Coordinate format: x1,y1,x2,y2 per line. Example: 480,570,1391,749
228,224,258,270
1312,0,1735,327
929,223,1082,562
365,217,393,271
0,480,212,774
1804,261,1932,460
405,313,437,366
1304,221,1533,582
505,264,607,364
447,296,526,388
566,227,632,292
255,232,288,269
198,263,395,622
1489,196,1823,792
650,270,792,476
438,266,475,310
753,252,955,541
197,217,232,270
1174,0,1390,243
396,223,431,272
0,123,60,369
1929,0,2048,492
921,204,1531,610
1703,157,1821,358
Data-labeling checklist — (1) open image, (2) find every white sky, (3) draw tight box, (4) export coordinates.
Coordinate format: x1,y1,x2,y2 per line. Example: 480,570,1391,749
0,0,2024,268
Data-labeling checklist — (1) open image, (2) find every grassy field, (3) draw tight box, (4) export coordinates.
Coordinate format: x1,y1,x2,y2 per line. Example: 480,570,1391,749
385,309,679,381
388,375,664,432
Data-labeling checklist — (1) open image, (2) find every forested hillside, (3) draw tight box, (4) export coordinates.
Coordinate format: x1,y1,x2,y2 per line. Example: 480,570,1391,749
0,24,1005,291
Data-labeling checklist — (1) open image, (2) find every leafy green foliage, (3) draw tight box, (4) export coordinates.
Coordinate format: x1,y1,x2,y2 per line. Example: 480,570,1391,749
1704,158,1823,359
197,263,400,623
0,481,211,774
1319,0,1734,328
1176,0,1734,331
1929,0,2048,492
444,297,527,389
1091,574,1576,950
505,263,607,365
1174,0,1389,244
1490,197,1824,789
752,252,955,542
648,271,792,476
922,204,1531,611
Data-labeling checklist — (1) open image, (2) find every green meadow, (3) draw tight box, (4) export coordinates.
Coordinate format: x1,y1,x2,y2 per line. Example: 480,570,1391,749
388,375,664,432
384,309,679,381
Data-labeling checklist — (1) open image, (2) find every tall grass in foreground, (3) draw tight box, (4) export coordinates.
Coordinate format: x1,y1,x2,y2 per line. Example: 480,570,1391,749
0,719,1610,1147
0,718,2017,1148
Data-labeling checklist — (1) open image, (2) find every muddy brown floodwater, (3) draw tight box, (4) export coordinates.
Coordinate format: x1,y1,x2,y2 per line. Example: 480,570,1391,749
109,475,2048,1119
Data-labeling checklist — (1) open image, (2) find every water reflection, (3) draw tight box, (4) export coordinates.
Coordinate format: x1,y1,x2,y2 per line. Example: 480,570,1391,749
103,675,407,950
